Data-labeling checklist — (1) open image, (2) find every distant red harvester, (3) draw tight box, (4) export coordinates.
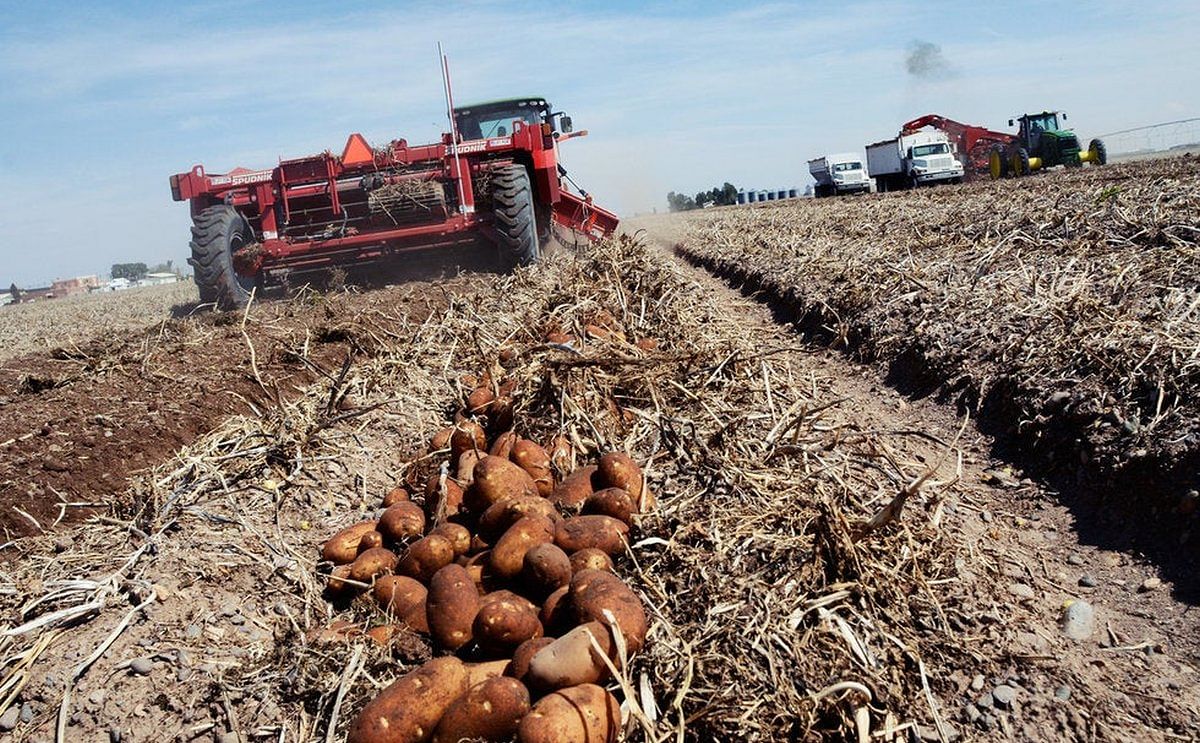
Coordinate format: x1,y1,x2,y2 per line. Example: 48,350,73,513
901,114,1016,179
169,95,618,308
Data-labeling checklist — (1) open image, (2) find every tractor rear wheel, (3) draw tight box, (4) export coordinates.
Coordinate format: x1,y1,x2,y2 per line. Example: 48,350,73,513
989,147,1009,179
1011,147,1031,177
491,165,540,268
189,205,257,310
1090,138,1108,166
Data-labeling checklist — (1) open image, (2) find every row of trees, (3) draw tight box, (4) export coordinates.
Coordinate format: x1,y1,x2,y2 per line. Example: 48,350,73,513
110,260,177,280
666,182,739,212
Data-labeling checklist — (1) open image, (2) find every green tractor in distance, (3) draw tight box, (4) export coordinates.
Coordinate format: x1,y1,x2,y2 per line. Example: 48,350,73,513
988,111,1107,179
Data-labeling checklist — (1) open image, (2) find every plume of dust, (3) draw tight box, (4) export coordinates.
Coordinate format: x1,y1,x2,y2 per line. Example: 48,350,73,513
905,40,953,79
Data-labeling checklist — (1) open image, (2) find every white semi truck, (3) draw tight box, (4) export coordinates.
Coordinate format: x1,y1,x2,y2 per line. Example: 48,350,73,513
807,153,870,197
865,130,964,192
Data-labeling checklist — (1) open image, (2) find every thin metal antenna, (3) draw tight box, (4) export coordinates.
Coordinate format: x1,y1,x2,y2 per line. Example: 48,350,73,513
438,42,469,214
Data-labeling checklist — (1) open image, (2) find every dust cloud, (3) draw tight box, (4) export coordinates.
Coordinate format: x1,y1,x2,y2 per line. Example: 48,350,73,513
905,40,953,79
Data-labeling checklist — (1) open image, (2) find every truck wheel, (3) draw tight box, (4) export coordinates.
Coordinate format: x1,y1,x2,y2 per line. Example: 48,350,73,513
1089,138,1108,166
491,165,540,268
189,205,257,309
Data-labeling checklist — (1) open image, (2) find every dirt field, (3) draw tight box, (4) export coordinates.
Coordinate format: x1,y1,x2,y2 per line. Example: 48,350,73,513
0,166,1197,742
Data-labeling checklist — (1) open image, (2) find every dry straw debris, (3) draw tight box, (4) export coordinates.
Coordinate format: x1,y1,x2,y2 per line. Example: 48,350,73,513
677,157,1200,516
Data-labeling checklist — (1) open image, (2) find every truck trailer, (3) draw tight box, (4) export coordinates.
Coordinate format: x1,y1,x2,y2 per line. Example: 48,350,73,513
807,154,870,197
865,130,964,192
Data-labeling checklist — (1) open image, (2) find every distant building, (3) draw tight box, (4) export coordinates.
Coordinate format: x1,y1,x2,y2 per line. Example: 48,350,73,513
51,275,100,297
102,278,133,292
139,272,181,287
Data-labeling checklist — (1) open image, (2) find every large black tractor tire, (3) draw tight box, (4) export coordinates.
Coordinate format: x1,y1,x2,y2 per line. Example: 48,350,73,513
491,165,540,268
1090,138,1108,166
189,205,257,310
1011,147,1031,177
989,147,1010,180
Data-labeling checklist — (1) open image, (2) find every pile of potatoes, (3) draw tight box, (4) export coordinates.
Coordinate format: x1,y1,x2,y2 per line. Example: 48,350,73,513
543,310,658,353
317,374,654,743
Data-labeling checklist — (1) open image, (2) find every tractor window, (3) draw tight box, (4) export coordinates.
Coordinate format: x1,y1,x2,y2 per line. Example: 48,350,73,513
1026,114,1058,132
911,143,949,157
833,162,863,172
455,104,546,140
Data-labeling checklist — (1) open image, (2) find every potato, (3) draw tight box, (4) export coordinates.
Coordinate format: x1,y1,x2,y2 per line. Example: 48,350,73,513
430,427,454,452
379,502,426,544
570,569,648,653
456,449,486,487
473,593,543,649
569,548,614,574
547,435,575,476
581,488,634,525
524,621,614,691
382,487,410,507
480,589,538,614
427,564,479,651
498,346,519,366
460,551,491,594
424,475,465,523
347,656,468,743
365,624,401,646
522,543,572,596
489,396,515,432
554,516,629,555
308,618,362,645
467,456,538,514
597,452,644,503
634,337,658,352
511,439,554,497
467,386,496,415
322,520,379,564
517,683,621,743
465,659,511,689
489,430,519,459
451,420,488,460
478,495,558,543
490,516,556,579
326,564,355,595
507,637,556,682
549,466,598,509
539,586,571,636
373,575,429,633
546,331,573,344
350,547,399,583
359,530,385,552
430,522,471,557
398,535,455,583
432,676,529,743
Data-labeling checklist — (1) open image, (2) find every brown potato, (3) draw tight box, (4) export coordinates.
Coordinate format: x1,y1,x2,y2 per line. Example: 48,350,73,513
427,564,479,651
349,547,399,583
517,683,621,743
432,676,529,743
473,594,543,649
489,430,519,459
451,420,488,460
467,455,538,513
308,618,362,645
456,449,486,487
571,569,648,653
382,486,409,507
398,535,455,583
581,488,634,525
569,548,614,574
467,386,496,415
522,543,572,596
460,551,491,594
326,564,355,595
358,530,385,552
554,516,629,555
365,624,401,646
507,637,556,682
424,475,465,523
480,589,539,614
430,522,471,557
373,575,429,633
347,656,468,743
549,465,599,509
498,346,519,366
546,435,575,477
545,330,572,344
511,439,554,497
322,520,379,564
379,502,426,544
597,452,644,503
478,495,558,543
539,585,571,636
525,621,615,691
465,659,511,690
490,516,556,579
430,427,454,452
634,337,658,352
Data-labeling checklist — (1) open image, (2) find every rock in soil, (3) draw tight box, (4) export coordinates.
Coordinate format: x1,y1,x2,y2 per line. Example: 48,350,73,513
1055,685,1072,701
1139,577,1162,592
992,684,1016,708
128,657,154,676
1079,574,1098,587
1062,600,1096,641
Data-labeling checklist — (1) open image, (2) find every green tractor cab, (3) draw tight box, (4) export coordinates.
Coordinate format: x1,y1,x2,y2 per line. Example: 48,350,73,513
988,111,1107,179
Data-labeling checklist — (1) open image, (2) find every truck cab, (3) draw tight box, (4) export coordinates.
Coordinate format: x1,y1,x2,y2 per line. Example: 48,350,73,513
808,153,870,197
904,135,963,185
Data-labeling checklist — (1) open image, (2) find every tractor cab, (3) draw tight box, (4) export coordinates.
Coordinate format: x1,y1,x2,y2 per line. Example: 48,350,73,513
1011,111,1065,151
454,97,573,141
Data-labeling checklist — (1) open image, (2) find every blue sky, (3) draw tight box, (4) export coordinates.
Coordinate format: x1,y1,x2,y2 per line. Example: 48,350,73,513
1,0,1197,286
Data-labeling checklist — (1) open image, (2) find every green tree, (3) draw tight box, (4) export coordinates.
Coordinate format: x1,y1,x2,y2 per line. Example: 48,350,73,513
111,262,148,280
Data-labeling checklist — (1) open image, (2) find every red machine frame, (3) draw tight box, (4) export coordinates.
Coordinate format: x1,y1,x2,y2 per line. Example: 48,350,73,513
901,114,1015,179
